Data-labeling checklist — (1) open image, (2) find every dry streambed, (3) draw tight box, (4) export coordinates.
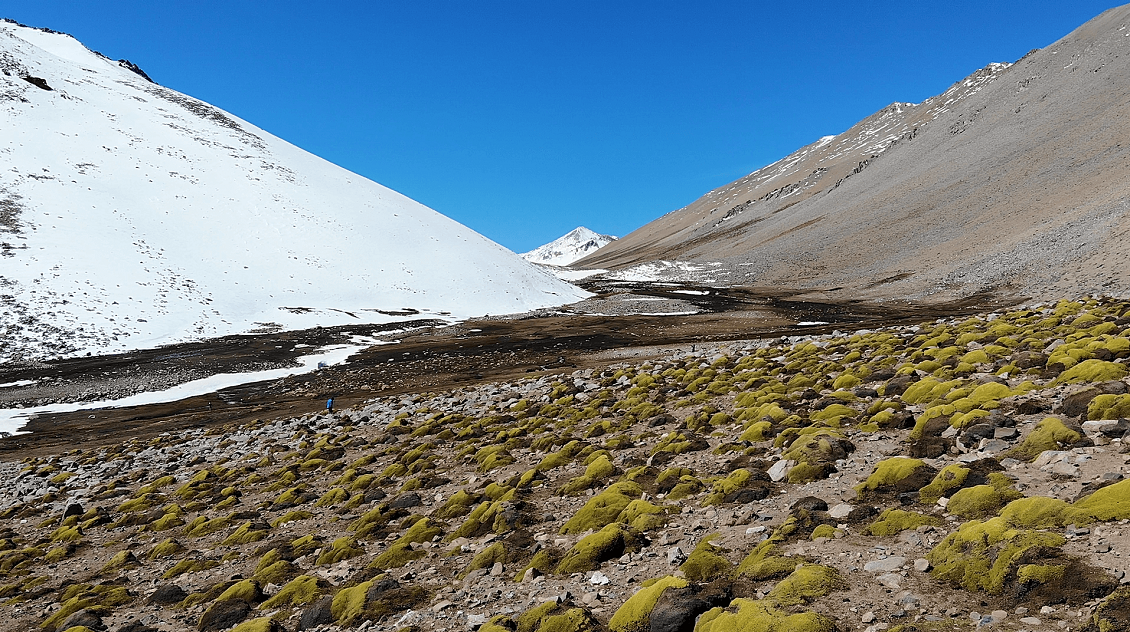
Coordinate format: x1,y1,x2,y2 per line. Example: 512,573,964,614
4,298,1130,632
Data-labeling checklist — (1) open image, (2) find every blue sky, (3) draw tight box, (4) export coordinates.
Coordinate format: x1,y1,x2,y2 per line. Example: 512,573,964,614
4,1,1120,252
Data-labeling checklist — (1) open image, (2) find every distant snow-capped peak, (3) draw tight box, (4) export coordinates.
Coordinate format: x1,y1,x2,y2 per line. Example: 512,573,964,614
521,227,617,267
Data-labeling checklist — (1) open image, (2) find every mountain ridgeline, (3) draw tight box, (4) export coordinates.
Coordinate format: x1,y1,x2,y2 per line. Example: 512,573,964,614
578,5,1130,305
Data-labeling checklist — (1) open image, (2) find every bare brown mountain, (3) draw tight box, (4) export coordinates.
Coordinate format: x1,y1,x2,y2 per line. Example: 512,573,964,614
578,4,1130,304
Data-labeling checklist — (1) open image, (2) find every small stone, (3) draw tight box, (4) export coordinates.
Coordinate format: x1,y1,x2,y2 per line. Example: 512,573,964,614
864,557,907,572
745,525,766,534
994,427,1019,440
490,562,504,576
768,459,796,482
667,547,687,565
466,613,488,628
970,612,982,623
589,571,610,586
897,531,922,547
1096,543,1112,553
581,592,599,605
829,503,854,519
896,592,920,607
876,572,902,589
1015,608,1028,615
432,600,454,612
862,612,876,623
1020,617,1042,626
1047,462,1079,477
1033,451,1070,468
1040,606,1056,615
991,610,1008,622
913,558,931,572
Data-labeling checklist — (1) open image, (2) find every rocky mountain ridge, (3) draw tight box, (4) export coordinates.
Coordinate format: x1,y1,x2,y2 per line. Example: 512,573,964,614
578,5,1130,305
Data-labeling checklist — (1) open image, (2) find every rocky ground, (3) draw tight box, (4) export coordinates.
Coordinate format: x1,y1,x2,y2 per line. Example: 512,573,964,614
4,297,1130,632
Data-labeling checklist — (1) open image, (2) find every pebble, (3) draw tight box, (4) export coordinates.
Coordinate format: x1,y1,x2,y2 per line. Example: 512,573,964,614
862,612,876,623
864,557,907,572
589,571,610,586
913,558,931,572
667,547,686,565
876,573,902,589
1020,617,1042,626
991,610,1008,622
829,503,855,519
768,459,796,482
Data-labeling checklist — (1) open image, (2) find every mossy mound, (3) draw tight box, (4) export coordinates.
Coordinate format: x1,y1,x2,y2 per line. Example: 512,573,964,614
946,474,1023,519
1088,394,1130,421
608,576,687,632
330,577,428,627
461,541,506,578
765,564,844,607
927,516,1065,594
736,542,798,581
701,469,769,506
1053,359,1129,385
259,575,330,609
162,558,219,579
559,481,641,535
556,523,644,574
370,518,442,570
855,457,937,498
695,598,837,632
918,464,972,504
1086,585,1130,632
679,535,733,582
1007,417,1084,462
316,537,364,565
99,550,139,574
228,618,283,632
865,509,941,536
516,600,601,632
222,521,271,546
560,454,618,495
42,584,133,631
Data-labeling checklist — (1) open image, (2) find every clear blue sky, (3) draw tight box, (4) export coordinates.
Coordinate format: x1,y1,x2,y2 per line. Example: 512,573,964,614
4,1,1120,252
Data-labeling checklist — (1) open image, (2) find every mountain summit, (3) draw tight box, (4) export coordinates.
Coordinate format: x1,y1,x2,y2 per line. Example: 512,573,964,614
521,227,617,267
579,5,1130,304
0,20,588,362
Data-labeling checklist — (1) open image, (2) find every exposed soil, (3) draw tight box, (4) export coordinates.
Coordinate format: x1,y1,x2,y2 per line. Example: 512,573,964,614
0,285,1013,459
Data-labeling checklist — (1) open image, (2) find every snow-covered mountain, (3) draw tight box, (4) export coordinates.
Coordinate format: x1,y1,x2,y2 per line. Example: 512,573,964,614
0,20,589,362
521,227,616,267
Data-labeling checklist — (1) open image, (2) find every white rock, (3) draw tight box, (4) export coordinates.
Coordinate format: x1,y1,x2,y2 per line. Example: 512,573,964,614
828,503,854,519
914,558,931,572
1033,451,1070,468
864,556,907,572
768,459,797,482
876,572,902,589
589,571,610,586
1020,617,1042,626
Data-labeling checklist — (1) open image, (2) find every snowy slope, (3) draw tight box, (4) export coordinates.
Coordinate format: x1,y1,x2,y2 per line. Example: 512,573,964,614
521,227,617,266
0,20,589,362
